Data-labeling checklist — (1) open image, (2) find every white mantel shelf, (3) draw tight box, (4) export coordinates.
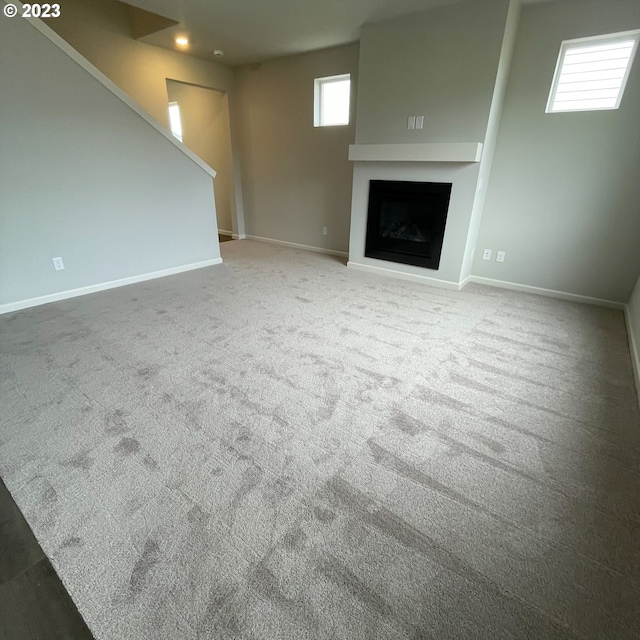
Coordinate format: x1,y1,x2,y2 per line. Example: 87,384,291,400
348,143,483,163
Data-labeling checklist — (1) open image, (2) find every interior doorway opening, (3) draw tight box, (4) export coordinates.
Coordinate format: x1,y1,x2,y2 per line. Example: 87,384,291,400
165,79,237,239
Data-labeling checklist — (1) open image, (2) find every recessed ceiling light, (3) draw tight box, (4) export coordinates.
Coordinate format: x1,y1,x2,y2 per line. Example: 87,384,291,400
175,36,189,47
214,50,224,57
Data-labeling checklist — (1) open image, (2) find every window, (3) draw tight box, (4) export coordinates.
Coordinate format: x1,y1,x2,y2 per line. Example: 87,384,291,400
546,30,640,113
314,74,351,126
168,102,183,141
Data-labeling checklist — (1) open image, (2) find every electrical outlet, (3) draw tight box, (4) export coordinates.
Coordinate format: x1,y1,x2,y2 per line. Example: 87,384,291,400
482,249,492,261
407,116,415,130
415,116,424,130
496,251,506,263
52,257,65,271
322,227,328,236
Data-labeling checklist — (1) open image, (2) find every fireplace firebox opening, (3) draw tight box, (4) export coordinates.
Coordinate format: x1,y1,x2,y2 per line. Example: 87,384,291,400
365,180,452,270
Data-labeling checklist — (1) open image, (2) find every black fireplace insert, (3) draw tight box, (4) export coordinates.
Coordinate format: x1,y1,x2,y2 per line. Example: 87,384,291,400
365,180,452,270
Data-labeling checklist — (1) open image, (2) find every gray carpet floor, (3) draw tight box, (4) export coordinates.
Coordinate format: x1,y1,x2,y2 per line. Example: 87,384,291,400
1,239,639,640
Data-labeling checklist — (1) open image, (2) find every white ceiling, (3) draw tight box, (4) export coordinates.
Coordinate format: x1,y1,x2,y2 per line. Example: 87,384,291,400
123,0,558,66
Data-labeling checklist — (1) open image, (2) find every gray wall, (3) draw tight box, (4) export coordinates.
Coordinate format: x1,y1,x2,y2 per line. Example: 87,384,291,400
355,0,511,145
473,0,640,302
0,12,219,307
235,44,359,253
629,273,640,400
44,0,234,125
44,0,245,236
350,0,511,284
167,81,235,233
460,0,521,281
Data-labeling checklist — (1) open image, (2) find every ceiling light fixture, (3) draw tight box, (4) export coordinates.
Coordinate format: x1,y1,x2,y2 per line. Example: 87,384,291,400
214,50,224,57
175,36,189,47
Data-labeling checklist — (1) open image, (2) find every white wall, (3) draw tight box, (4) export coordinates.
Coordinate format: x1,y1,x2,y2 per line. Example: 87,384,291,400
628,273,640,403
235,44,359,253
167,81,234,233
0,11,220,309
473,0,640,303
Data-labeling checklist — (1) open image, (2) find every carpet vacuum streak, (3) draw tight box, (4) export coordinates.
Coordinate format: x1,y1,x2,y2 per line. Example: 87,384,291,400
1,240,639,639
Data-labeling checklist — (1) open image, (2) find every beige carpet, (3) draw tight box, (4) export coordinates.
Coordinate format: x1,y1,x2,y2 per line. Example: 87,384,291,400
1,239,639,639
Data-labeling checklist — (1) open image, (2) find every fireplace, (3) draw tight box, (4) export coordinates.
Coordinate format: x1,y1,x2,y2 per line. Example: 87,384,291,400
365,180,452,270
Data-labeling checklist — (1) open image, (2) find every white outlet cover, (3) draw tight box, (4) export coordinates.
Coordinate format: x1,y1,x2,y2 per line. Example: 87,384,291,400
415,116,424,130
496,251,506,263
52,257,65,270
482,249,492,261
407,116,415,130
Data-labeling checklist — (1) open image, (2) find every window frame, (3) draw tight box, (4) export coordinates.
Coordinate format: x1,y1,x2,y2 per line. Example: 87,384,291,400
314,73,351,127
546,29,640,114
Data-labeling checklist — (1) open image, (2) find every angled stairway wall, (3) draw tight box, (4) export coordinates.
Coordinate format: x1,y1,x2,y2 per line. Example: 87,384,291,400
0,6,221,313
628,274,640,404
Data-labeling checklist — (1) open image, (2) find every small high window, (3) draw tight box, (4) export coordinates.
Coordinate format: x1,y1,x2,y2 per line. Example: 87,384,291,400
546,30,640,113
314,74,351,127
168,102,183,141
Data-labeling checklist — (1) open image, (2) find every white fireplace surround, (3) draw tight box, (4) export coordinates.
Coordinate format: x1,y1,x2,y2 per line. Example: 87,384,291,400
348,143,483,163
347,143,484,290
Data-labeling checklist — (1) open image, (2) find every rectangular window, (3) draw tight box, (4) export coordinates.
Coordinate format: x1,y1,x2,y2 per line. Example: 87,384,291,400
168,102,183,141
546,30,640,113
314,74,351,127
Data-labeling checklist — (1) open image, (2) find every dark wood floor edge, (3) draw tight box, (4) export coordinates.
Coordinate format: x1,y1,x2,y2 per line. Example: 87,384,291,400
0,477,95,639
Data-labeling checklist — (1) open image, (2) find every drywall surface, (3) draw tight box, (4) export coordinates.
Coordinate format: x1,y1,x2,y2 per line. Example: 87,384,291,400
473,0,640,302
355,0,511,144
630,275,640,342
0,12,219,306
628,273,640,400
43,0,233,126
349,0,510,284
235,44,359,253
459,0,521,282
167,81,234,233
43,0,245,236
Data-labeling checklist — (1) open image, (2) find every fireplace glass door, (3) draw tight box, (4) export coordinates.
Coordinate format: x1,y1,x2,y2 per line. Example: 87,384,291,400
365,180,452,270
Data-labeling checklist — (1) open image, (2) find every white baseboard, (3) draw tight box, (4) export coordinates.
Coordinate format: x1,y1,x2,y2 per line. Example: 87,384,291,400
218,229,233,236
232,233,246,240
347,261,460,290
465,276,625,310
624,305,640,408
0,258,223,315
245,235,348,258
